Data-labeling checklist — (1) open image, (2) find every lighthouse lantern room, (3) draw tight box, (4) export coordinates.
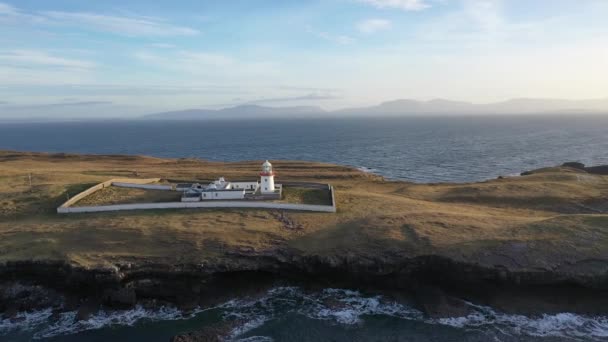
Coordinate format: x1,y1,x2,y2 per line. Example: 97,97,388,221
260,160,275,194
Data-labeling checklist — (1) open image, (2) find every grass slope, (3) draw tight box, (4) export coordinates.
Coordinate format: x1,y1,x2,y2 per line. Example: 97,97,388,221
0,150,607,274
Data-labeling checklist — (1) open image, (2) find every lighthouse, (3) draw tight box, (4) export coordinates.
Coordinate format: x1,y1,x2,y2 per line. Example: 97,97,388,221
260,160,275,194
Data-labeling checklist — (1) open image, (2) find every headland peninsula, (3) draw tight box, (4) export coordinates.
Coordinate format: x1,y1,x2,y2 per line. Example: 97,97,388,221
1,150,608,338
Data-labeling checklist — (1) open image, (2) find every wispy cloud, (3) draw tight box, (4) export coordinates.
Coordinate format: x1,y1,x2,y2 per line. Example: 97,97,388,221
177,51,235,67
0,2,199,37
276,85,341,92
463,0,505,33
134,51,235,68
357,0,431,11
42,11,199,37
134,50,279,80
306,27,355,45
2,100,112,110
0,1,49,24
246,93,338,104
417,0,538,45
357,19,392,34
0,49,96,86
0,50,96,69
0,2,17,15
148,43,176,49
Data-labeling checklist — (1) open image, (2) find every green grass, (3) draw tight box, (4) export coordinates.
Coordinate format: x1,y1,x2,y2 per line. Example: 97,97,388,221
74,186,182,206
1,150,608,271
281,187,332,205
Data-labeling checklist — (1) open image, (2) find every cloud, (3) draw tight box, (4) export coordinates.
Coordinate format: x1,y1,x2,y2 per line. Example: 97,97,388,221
3,101,113,110
0,2,17,15
0,1,49,24
0,49,96,86
306,27,355,45
276,85,340,92
177,51,235,67
0,84,253,96
246,93,339,104
416,0,540,45
134,51,235,68
0,50,96,69
133,50,279,81
42,11,199,37
148,43,176,49
0,2,199,37
357,19,392,34
357,0,430,11
463,0,505,33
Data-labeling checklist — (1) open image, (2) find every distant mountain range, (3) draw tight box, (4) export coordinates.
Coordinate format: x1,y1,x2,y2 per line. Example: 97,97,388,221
144,97,608,120
144,105,326,120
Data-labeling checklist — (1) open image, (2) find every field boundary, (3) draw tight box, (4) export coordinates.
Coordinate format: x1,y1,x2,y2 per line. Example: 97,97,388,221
57,179,336,214
57,178,161,209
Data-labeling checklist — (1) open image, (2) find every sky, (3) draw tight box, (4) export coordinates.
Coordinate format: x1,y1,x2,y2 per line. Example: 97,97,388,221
1,0,607,118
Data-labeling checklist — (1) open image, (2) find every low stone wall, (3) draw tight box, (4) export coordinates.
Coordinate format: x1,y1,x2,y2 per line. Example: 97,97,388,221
329,185,335,207
57,178,161,209
112,182,174,191
57,200,336,214
57,179,336,214
282,181,331,190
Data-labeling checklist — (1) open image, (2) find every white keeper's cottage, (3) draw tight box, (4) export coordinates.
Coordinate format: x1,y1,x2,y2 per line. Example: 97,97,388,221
180,160,282,202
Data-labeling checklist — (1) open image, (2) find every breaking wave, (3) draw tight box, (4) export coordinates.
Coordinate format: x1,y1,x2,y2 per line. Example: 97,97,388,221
221,287,608,341
0,309,54,335
437,303,608,339
356,166,380,175
2,287,607,341
0,305,191,339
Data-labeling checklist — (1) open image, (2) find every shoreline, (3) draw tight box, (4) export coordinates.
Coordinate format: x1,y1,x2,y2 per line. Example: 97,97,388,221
2,262,608,340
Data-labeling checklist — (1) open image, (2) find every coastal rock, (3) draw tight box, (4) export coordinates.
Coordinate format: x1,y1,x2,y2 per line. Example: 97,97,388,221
585,165,608,175
102,288,136,308
0,282,64,313
412,285,472,318
75,299,100,321
562,162,586,169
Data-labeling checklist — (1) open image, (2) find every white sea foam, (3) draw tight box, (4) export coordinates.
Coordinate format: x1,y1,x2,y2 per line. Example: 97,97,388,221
222,287,608,341
2,287,608,341
0,305,190,340
35,305,186,339
356,166,380,175
435,304,608,340
0,308,53,333
229,316,269,340
221,287,422,339
236,336,274,342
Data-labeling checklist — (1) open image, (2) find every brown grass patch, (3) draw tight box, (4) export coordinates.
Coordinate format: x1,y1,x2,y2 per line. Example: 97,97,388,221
1,150,607,269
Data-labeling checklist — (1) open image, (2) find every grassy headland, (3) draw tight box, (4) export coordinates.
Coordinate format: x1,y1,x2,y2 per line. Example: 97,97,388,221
0,150,607,283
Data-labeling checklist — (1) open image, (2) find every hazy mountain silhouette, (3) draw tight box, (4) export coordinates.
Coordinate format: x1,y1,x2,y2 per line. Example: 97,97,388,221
144,104,325,120
339,98,608,115
143,98,608,119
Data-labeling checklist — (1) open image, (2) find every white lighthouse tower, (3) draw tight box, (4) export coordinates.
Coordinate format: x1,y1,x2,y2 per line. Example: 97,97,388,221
260,160,275,194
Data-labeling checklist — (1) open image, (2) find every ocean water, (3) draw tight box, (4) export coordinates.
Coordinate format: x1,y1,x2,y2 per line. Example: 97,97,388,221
1,115,607,182
2,287,608,341
1,115,608,341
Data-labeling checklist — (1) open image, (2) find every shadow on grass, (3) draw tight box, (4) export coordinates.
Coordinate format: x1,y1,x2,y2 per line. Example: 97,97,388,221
283,187,332,205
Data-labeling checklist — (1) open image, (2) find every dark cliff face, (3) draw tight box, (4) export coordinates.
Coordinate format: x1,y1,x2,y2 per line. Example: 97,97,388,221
3,250,608,342
2,250,608,315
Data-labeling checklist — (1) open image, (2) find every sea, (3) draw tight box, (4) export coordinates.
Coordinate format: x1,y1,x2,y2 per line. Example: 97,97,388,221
1,115,608,182
1,115,608,341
